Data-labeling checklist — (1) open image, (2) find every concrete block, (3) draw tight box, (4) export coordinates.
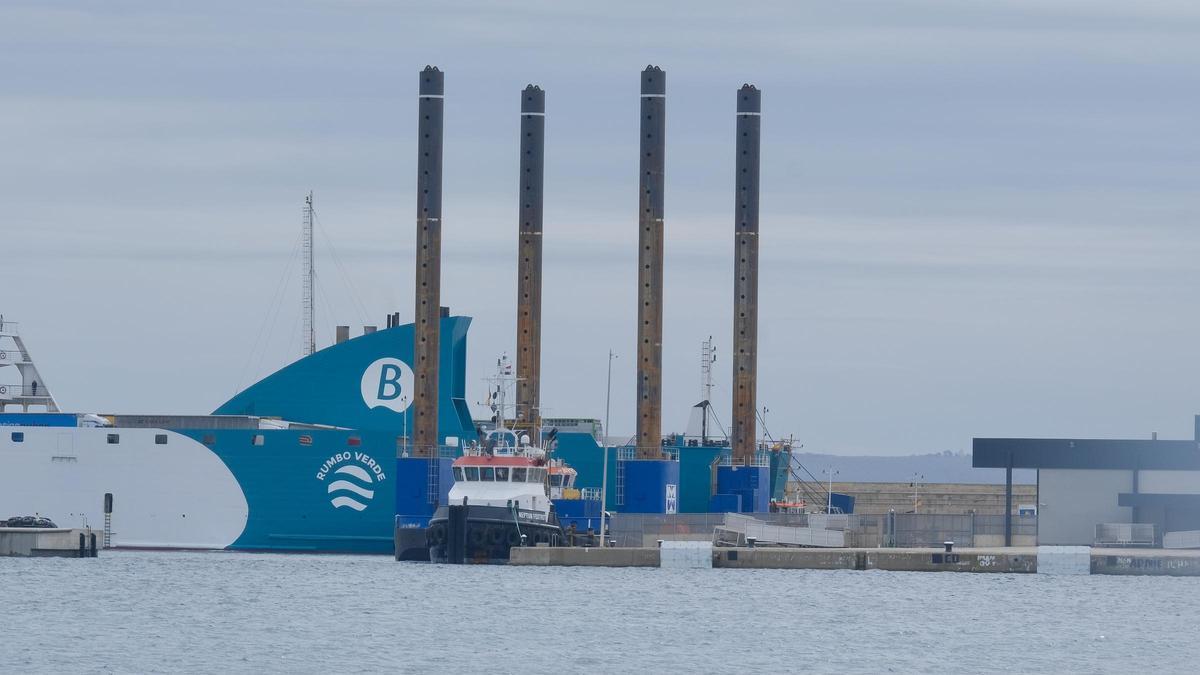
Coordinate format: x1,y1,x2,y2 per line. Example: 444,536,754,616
1037,546,1091,575
660,540,713,569
1164,530,1200,549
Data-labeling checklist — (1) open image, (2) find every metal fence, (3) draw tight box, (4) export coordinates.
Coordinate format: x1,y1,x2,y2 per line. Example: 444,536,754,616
883,513,1037,548
607,512,812,548
606,511,1038,548
1095,523,1155,547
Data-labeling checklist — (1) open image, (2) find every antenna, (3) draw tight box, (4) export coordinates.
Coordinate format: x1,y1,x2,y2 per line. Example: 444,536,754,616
701,336,716,403
701,336,716,444
302,191,315,357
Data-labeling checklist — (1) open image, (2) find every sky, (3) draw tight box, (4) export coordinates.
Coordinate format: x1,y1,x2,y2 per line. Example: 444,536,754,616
2,1,1198,454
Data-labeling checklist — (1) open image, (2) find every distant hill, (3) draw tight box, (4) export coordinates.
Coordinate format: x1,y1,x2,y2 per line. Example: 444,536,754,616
790,451,1036,485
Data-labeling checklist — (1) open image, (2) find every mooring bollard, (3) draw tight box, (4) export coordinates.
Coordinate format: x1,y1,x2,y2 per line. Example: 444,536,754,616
944,541,954,553
657,539,664,548
747,537,757,549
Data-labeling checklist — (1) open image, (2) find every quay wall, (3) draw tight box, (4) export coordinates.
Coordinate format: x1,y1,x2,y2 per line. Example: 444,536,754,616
510,546,1200,576
0,527,101,557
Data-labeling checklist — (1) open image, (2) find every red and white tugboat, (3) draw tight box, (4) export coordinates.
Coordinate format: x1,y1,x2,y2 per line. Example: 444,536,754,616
427,357,563,564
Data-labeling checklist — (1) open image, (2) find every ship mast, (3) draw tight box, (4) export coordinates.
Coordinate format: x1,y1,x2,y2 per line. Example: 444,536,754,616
301,191,316,357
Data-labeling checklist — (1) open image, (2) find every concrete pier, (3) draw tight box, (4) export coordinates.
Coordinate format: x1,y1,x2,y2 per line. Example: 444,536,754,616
510,545,1200,576
1,527,101,557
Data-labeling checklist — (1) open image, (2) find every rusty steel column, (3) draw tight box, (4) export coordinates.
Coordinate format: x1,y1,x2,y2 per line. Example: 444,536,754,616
732,84,761,466
636,66,666,460
515,85,545,436
412,66,444,458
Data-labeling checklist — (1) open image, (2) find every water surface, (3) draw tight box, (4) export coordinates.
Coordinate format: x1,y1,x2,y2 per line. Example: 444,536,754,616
2,551,1197,673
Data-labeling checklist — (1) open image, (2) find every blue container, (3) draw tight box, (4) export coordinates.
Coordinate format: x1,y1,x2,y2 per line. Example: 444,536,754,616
554,498,603,533
829,492,856,515
622,459,681,514
716,465,771,513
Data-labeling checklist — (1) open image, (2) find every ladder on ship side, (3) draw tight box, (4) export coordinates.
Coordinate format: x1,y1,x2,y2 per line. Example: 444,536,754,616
615,447,635,506
427,459,440,506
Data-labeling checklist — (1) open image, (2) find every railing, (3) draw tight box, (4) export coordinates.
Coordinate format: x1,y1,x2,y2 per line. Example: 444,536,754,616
579,487,602,501
716,451,771,467
0,384,50,398
1095,523,1155,547
0,320,17,335
0,349,27,363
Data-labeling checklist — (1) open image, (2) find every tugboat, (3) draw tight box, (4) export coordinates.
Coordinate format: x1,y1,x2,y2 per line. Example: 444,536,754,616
426,356,563,564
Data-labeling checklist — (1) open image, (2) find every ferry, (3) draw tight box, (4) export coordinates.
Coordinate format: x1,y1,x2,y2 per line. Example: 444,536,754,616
0,314,476,554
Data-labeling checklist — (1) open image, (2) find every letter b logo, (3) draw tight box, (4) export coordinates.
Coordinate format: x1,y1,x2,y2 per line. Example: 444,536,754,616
361,358,415,413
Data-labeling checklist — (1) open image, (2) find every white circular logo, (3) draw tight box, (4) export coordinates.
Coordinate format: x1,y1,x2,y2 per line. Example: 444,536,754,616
360,358,414,413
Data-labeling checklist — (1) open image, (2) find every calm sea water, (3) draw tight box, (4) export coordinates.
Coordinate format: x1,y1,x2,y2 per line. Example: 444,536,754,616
2,551,1198,674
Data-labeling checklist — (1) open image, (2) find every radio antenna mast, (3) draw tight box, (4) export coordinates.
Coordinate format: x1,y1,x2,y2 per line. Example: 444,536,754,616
302,191,316,357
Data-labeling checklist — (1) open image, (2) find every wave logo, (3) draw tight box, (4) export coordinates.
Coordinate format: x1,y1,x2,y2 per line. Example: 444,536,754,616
361,358,415,413
316,452,388,512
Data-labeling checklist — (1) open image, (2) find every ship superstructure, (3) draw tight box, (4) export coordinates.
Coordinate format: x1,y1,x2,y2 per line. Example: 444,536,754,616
0,317,60,413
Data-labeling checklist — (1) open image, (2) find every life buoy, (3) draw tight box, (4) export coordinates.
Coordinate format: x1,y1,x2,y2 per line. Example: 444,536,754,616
0,385,6,394
469,528,485,546
428,524,446,546
488,528,503,545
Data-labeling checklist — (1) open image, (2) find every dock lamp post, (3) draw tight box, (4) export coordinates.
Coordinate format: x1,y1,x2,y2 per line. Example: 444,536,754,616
911,472,924,514
401,395,409,457
598,350,617,547
824,467,839,514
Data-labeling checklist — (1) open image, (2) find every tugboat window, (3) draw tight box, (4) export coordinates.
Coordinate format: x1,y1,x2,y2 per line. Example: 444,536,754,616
10,432,23,443
496,467,509,481
453,467,464,481
512,468,527,482
465,467,479,481
107,434,120,444
481,467,495,481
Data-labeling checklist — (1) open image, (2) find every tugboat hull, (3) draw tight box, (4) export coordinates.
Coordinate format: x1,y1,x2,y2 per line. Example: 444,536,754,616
427,504,562,564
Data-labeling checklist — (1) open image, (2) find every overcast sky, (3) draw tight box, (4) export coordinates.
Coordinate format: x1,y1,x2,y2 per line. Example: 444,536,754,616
2,1,1198,454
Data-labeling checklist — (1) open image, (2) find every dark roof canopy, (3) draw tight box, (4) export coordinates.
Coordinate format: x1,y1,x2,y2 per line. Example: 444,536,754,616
973,438,1200,470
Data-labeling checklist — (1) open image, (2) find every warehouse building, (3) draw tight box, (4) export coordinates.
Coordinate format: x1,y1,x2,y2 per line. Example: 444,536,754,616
973,416,1200,546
